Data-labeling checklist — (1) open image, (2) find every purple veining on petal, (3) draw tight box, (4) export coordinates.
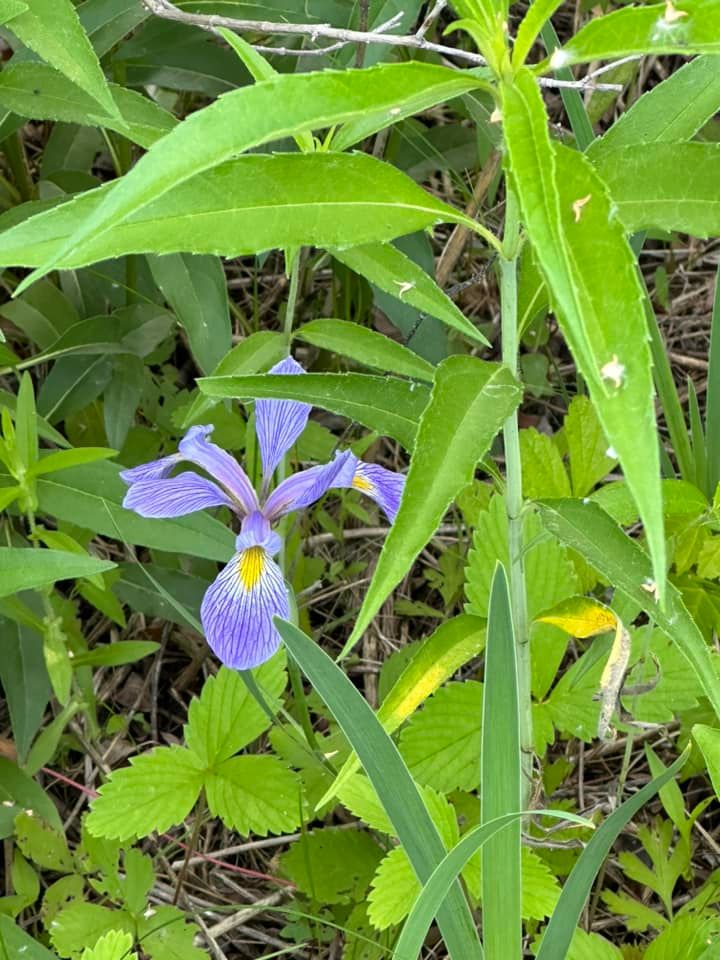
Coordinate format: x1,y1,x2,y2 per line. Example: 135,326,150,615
200,547,289,670
237,510,282,555
263,450,353,521
178,424,258,515
119,453,180,484
255,356,311,478
334,455,406,522
122,472,232,518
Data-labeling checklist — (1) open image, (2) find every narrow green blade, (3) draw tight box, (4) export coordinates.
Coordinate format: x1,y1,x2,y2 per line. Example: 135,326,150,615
482,564,522,959
274,617,483,960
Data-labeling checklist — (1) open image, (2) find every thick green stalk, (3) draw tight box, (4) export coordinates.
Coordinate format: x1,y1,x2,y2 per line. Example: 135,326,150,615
500,190,532,803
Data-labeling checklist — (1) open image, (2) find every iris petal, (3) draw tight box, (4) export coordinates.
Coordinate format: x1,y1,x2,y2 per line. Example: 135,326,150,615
334,455,406,521
200,546,290,669
263,450,353,521
179,424,259,515
256,356,311,478
122,473,232,518
120,453,179,484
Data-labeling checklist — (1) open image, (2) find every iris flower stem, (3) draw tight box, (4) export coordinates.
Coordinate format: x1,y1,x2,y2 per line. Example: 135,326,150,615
500,188,533,805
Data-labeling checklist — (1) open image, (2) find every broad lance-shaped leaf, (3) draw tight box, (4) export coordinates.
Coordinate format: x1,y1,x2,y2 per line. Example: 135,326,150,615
274,618,483,960
0,1,27,26
0,153,479,270
0,461,235,562
551,0,720,66
8,0,118,118
332,242,488,346
0,547,115,598
589,56,720,155
294,319,436,383
594,143,720,240
502,69,665,599
536,499,720,724
0,63,176,149
198,372,429,452
343,357,521,655
318,615,484,806
17,61,491,292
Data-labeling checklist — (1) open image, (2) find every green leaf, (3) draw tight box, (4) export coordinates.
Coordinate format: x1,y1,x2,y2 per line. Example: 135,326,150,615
482,566,521,960
0,757,62,837
565,395,616,497
28,447,116,477
104,355,144,451
294,319,435,382
15,372,37,469
519,429,571,500
50,903,133,960
182,330,285,427
502,69,664,597
553,0,720,66
594,143,720,239
17,461,235,561
281,827,384,905
19,61,489,290
113,564,207,630
537,499,720,724
80,931,136,960
199,371,429,452
332,243,489,346
535,749,688,960
513,0,565,67
320,615,484,806
1,153,479,271
184,656,286,767
399,682,482,793
274,618,483,960
0,548,115,598
589,56,720,154
14,810,73,872
566,929,623,960
0,1,27,25
345,357,521,653
692,724,720,799
86,746,204,841
206,755,302,836
8,0,118,117
0,64,175,148
0,915,56,960
147,254,230,374
137,906,205,960
70,641,159,669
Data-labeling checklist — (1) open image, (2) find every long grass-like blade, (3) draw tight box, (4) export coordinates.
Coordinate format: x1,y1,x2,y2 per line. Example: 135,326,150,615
706,265,720,495
394,810,591,960
274,617,483,960
482,565,521,959
536,748,689,959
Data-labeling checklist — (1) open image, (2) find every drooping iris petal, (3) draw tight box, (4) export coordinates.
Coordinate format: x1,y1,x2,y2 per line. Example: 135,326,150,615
255,356,311,478
200,546,290,669
120,453,180,484
334,454,406,521
179,424,258,515
263,450,353,521
122,472,232,518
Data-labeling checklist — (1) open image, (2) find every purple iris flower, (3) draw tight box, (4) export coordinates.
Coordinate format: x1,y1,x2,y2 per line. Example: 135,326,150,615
120,357,405,669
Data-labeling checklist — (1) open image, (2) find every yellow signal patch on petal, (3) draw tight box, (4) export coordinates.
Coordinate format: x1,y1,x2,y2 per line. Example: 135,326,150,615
352,474,375,494
238,546,266,590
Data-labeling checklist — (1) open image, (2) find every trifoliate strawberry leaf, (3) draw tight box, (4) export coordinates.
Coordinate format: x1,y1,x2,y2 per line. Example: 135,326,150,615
50,903,133,960
80,931,137,960
86,746,204,841
137,906,205,960
280,827,384,905
205,755,303,837
184,653,286,766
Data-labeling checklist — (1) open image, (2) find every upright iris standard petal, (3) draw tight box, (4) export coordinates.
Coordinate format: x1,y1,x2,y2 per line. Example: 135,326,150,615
256,356,311,478
179,424,259,515
123,472,232,518
263,450,353,521
334,454,406,521
200,543,290,669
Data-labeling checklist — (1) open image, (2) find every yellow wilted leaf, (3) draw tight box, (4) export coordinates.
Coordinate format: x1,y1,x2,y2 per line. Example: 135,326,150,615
536,596,616,638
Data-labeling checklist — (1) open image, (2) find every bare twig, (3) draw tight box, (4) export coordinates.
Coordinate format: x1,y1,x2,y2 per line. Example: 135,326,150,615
142,0,624,91
416,0,447,39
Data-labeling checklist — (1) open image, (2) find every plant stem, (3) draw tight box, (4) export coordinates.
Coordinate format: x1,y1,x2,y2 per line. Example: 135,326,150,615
283,248,301,346
500,188,533,804
173,794,205,905
3,130,32,202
